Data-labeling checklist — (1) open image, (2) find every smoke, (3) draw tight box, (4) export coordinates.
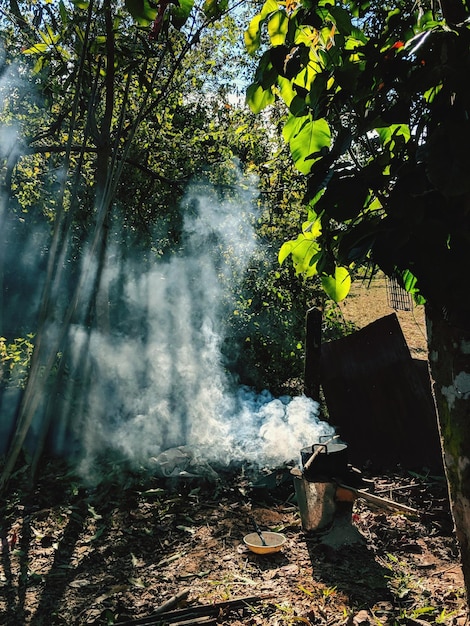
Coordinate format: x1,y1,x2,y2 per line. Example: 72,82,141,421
0,40,333,481
60,175,334,482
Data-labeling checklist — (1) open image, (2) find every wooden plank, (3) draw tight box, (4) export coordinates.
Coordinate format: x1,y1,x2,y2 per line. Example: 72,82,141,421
337,483,420,515
319,314,442,470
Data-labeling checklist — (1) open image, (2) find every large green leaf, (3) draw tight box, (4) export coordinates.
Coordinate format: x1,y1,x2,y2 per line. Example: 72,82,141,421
277,76,296,107
328,5,354,34
244,0,279,54
268,11,288,46
245,14,263,54
279,234,320,277
400,269,425,304
283,116,331,175
125,0,157,25
172,0,194,29
246,83,275,113
375,124,410,155
321,266,351,301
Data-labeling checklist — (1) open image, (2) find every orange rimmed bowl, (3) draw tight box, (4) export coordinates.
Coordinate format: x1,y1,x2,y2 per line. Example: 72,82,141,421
243,531,287,554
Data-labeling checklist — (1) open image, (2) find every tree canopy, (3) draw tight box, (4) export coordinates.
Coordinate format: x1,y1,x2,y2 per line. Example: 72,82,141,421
246,0,470,328
0,0,336,489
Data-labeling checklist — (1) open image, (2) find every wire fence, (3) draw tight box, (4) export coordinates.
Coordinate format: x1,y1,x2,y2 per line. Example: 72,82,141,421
386,275,414,311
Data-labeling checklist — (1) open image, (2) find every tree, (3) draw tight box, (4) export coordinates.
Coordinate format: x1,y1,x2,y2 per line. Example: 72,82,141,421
0,0,252,486
0,0,327,485
246,0,470,606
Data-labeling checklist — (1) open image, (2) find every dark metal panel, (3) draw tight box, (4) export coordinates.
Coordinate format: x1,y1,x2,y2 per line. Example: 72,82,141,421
319,314,442,470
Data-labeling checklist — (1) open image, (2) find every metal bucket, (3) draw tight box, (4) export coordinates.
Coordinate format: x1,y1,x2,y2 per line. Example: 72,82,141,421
291,468,337,532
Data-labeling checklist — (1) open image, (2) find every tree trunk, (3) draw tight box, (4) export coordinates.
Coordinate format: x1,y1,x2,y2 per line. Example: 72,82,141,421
426,304,470,606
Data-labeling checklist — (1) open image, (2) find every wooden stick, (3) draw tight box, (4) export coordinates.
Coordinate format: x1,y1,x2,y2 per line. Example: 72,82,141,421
303,435,340,472
119,617,215,626
159,593,273,620
163,617,216,626
115,594,273,626
115,591,190,625
337,483,420,515
153,591,191,615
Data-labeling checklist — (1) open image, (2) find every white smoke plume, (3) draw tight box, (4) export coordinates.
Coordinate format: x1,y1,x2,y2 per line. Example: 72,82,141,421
61,175,334,482
0,40,333,479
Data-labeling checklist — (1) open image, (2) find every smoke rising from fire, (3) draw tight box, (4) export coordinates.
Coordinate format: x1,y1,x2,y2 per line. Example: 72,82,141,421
63,177,334,481
0,50,333,478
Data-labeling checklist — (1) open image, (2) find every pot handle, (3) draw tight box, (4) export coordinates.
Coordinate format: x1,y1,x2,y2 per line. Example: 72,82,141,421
303,435,339,472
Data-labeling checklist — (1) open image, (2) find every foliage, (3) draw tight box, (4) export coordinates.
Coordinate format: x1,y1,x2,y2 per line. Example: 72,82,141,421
0,334,35,388
0,0,328,407
225,251,317,394
221,115,328,393
1,0,277,485
245,0,470,328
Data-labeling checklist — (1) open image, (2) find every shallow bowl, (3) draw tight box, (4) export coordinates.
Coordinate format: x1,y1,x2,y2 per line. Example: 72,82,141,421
243,531,287,554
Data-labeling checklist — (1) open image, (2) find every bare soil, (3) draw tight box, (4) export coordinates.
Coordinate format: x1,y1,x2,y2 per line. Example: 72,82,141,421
0,275,468,626
0,463,467,626
339,273,428,359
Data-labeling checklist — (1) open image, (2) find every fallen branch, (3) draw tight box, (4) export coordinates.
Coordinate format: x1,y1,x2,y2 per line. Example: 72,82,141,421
154,591,191,615
115,593,274,626
159,617,216,626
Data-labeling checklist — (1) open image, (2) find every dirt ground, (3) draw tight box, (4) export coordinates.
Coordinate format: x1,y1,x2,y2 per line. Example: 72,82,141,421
0,463,467,626
0,275,468,626
339,273,428,359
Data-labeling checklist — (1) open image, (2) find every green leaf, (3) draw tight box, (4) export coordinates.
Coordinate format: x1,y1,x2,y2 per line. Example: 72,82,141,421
124,0,157,25
327,5,353,34
302,218,322,238
321,266,351,301
203,0,228,19
400,269,425,304
22,43,49,55
282,114,305,142
32,57,46,74
278,240,293,265
244,0,279,54
59,0,69,25
260,0,279,19
268,11,288,46
376,124,410,146
277,76,296,106
289,95,308,116
283,116,331,175
279,235,320,277
245,14,263,55
172,0,194,29
246,83,275,113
